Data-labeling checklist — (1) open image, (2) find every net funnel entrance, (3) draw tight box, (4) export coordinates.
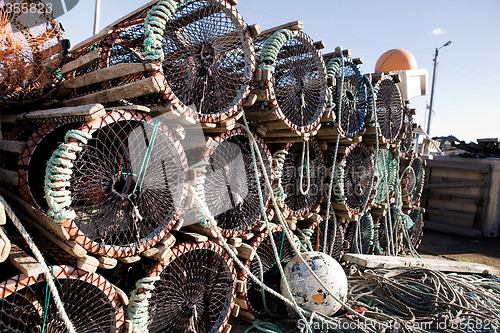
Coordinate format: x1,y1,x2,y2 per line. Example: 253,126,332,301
0,265,125,333
335,144,374,214
327,57,367,138
0,1,65,103
281,139,325,216
241,223,295,318
201,128,273,237
374,76,403,143
133,241,236,333
148,0,255,122
45,110,189,258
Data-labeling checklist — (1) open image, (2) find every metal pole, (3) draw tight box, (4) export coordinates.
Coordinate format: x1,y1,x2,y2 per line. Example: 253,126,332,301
426,47,439,135
93,0,102,35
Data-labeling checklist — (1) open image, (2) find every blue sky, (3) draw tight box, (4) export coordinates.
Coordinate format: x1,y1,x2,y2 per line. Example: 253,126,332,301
58,0,500,142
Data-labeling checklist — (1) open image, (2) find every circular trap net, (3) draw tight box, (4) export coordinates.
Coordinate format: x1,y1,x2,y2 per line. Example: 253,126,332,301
201,128,273,237
0,265,124,332
374,76,403,143
145,0,255,122
334,144,374,214
327,57,367,138
402,156,425,207
242,223,295,318
130,241,236,333
399,107,414,156
280,139,325,216
406,207,424,251
255,29,328,132
45,110,189,258
0,0,65,102
344,213,374,255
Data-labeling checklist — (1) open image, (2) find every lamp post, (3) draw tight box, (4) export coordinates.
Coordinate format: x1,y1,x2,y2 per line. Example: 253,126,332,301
93,0,102,35
426,40,452,135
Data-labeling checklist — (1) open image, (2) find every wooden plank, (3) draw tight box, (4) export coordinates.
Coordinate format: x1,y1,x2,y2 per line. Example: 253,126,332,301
0,202,5,225
342,253,498,275
77,255,99,273
24,103,105,120
63,76,165,107
151,245,173,262
426,208,475,220
159,233,176,248
106,105,151,113
425,191,484,204
63,63,160,89
119,256,141,264
8,243,44,277
70,28,113,54
185,223,218,238
61,48,101,75
427,159,490,173
245,110,281,122
0,228,11,263
0,140,26,154
0,187,70,241
424,220,482,239
255,21,303,42
0,168,18,186
98,256,118,269
237,246,255,261
425,180,488,189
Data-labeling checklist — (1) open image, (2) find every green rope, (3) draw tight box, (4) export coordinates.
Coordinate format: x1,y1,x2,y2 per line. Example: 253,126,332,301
272,150,288,202
128,276,161,333
258,29,295,72
332,161,346,204
41,266,54,333
45,130,92,223
132,120,161,194
325,58,342,112
143,0,189,61
244,321,284,333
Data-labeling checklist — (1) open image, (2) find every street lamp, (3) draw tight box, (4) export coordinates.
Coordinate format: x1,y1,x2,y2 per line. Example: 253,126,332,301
426,40,452,135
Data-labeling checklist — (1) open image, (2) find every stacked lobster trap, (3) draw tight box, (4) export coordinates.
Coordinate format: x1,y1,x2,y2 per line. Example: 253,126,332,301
0,0,427,331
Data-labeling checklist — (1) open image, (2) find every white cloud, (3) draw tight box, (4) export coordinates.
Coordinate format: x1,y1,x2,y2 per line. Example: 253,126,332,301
432,28,446,35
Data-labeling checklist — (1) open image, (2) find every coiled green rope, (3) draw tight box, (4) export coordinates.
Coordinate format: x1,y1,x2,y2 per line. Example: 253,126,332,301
44,130,92,223
128,276,161,333
258,29,294,72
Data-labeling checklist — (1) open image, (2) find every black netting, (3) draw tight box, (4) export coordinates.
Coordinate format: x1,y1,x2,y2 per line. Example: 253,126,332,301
344,214,373,255
0,266,122,333
407,207,424,249
375,77,403,142
68,111,187,254
273,32,327,129
107,24,145,66
246,228,295,317
343,145,374,213
335,60,367,138
404,157,425,206
161,0,254,121
399,108,414,155
308,218,344,262
282,140,324,215
204,131,272,236
148,246,234,333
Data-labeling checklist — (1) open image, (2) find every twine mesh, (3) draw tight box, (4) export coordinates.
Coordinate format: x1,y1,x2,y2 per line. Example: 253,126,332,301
399,107,414,155
308,218,344,262
0,0,64,102
375,77,403,143
203,129,273,236
333,59,367,138
407,208,424,250
271,31,327,131
146,242,235,333
55,110,188,257
246,226,295,318
344,213,374,255
403,157,425,206
0,265,124,333
281,140,325,216
159,0,254,122
342,144,374,213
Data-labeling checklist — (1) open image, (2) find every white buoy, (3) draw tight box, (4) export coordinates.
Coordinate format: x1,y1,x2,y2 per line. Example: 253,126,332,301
280,251,348,316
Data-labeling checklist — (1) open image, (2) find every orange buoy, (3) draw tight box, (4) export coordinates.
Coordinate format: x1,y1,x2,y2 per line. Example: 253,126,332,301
375,49,417,72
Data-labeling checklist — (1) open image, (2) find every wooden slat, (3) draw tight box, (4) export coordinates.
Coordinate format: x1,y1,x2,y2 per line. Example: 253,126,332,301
77,255,100,273
427,160,490,173
0,168,18,186
63,76,165,107
63,63,160,89
23,103,105,120
69,28,113,54
0,140,26,154
98,256,118,270
8,243,44,277
0,201,5,225
62,48,101,75
254,21,303,42
424,220,482,239
425,180,489,189
0,187,70,241
426,208,475,220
